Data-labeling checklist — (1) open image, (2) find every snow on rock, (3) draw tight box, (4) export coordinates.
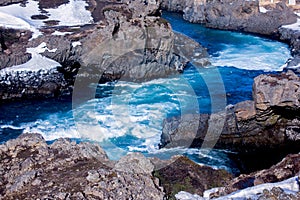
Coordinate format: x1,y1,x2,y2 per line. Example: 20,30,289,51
175,191,205,200
177,176,299,200
45,0,93,26
0,12,31,30
0,42,60,73
52,31,73,36
259,7,269,13
214,176,299,200
281,19,300,32
0,0,93,39
72,41,81,48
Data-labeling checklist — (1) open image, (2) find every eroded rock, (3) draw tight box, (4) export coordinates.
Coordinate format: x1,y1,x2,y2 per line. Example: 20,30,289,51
160,71,300,172
0,133,165,199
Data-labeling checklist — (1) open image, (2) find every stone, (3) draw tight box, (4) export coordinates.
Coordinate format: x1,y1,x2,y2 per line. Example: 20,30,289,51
114,152,154,174
161,0,297,36
0,0,210,101
0,133,165,199
153,156,233,199
160,71,300,173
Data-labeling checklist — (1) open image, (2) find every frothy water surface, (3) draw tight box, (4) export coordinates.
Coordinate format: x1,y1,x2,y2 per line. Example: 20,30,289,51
0,12,291,173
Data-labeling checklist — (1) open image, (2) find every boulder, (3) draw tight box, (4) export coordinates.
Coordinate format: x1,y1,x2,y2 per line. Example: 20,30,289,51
0,133,165,199
153,156,233,199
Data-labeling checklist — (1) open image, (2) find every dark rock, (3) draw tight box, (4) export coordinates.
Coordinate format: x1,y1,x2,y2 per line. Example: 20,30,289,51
161,0,297,37
209,153,300,197
0,133,165,199
153,156,233,199
0,0,24,6
0,0,210,101
0,28,32,69
160,71,300,172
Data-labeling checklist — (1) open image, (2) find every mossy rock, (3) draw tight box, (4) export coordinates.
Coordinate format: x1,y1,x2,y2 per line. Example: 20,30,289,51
153,156,233,199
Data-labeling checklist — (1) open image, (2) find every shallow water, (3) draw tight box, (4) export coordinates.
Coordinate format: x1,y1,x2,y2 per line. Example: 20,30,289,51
0,12,291,173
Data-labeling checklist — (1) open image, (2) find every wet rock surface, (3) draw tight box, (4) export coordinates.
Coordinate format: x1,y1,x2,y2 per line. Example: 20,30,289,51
160,70,300,172
0,133,165,199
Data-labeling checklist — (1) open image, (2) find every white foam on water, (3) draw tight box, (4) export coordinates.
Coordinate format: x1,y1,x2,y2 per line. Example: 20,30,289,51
211,40,291,71
0,125,24,130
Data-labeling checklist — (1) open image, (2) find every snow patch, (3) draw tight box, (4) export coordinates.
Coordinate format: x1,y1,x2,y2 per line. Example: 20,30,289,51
52,31,73,36
0,12,31,30
72,41,82,48
45,0,93,26
281,19,300,32
214,176,299,200
175,191,204,200
0,0,93,39
0,42,60,73
259,7,269,13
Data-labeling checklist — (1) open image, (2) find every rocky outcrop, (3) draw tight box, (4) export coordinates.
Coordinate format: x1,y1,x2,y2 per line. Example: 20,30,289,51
0,0,209,100
0,133,164,199
0,28,32,69
205,153,300,198
0,0,24,6
161,0,297,37
153,156,233,199
279,21,300,69
160,70,300,171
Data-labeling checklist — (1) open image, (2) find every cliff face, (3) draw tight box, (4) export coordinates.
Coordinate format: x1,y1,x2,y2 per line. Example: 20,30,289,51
161,0,297,36
160,70,300,170
0,0,209,100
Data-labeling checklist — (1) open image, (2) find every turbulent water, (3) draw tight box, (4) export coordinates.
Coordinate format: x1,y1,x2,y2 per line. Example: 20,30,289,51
0,12,291,173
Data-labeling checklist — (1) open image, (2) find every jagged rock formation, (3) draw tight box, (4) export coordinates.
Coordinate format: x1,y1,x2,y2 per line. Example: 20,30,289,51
160,70,300,171
205,153,300,198
0,133,165,199
161,0,297,36
153,156,233,199
161,0,300,69
279,22,300,69
0,0,209,100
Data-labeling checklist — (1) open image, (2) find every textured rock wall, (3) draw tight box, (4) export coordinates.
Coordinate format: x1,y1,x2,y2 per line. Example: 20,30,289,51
161,0,297,36
160,70,300,155
0,133,165,199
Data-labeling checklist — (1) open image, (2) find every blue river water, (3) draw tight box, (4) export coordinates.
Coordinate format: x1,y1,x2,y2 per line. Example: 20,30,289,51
0,12,291,173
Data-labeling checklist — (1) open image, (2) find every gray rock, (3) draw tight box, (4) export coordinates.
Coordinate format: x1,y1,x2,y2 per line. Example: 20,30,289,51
162,0,297,36
0,133,165,199
160,71,300,155
0,0,210,101
114,152,154,174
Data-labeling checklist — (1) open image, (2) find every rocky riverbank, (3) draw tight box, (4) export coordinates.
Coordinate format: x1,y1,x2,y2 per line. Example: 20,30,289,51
161,0,300,69
0,0,209,101
160,70,300,172
1,133,299,199
0,133,165,199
